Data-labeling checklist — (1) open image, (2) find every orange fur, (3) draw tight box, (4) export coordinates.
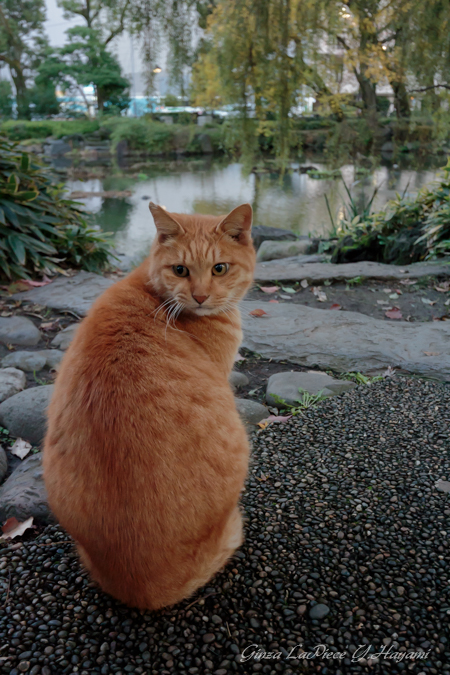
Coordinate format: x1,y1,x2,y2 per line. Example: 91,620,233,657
43,203,256,609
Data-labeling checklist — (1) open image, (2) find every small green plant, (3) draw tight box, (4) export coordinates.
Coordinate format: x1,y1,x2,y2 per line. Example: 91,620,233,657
341,371,383,385
271,388,329,414
346,276,364,286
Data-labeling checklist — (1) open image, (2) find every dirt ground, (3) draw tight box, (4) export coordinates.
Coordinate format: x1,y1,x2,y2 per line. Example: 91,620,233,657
244,275,450,322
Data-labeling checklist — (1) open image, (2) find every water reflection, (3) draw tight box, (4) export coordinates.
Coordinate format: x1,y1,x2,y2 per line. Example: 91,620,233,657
64,158,446,261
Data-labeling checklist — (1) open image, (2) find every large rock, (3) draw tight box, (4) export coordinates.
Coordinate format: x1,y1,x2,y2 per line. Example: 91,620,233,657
0,368,26,403
0,316,41,346
0,452,51,523
2,351,46,372
229,371,249,390
255,259,450,283
12,271,115,316
256,239,311,262
1,349,64,371
51,324,79,350
266,371,356,406
251,225,298,251
241,301,450,381
235,398,269,426
0,385,54,445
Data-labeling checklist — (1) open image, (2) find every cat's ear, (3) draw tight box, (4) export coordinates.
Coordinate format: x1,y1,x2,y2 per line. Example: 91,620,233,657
215,203,253,244
149,202,185,243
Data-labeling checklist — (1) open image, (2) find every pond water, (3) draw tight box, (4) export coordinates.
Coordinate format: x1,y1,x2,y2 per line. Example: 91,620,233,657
64,156,446,263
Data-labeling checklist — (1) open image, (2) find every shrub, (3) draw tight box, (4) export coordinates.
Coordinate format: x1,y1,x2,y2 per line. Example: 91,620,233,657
331,159,450,264
0,135,111,280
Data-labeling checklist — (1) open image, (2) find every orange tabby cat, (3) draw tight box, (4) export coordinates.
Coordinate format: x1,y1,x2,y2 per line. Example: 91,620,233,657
43,202,256,609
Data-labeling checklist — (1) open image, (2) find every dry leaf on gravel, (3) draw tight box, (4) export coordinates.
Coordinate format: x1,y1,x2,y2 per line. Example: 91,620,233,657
423,351,441,356
435,282,450,292
377,300,389,305
259,286,279,293
234,353,245,362
1,516,34,540
385,307,403,319
265,415,293,423
20,276,53,288
399,279,416,285
10,438,32,459
249,308,268,317
281,287,296,294
268,299,279,303
300,279,308,288
329,303,341,310
312,287,327,302
421,298,437,305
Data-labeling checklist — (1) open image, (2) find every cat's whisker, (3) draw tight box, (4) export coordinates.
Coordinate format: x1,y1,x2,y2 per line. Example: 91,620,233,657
152,298,175,321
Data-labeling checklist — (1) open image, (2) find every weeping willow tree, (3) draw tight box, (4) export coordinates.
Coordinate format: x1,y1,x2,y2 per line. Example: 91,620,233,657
191,0,337,162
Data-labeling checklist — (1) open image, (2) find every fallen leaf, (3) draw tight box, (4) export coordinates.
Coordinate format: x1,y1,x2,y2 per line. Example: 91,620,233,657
279,294,293,300
256,474,268,481
234,353,245,362
260,286,279,294
423,351,441,356
421,298,437,305
11,438,32,459
257,420,270,429
268,299,279,303
20,275,53,288
389,293,399,299
312,287,327,302
281,287,296,294
385,307,402,319
329,303,341,310
249,308,268,317
435,281,450,292
399,279,416,285
40,320,59,331
266,414,292,423
394,289,403,295
445,299,450,306
0,311,12,317
382,288,393,294
6,281,30,293
300,279,309,288
1,516,34,540
377,300,389,305
382,366,396,378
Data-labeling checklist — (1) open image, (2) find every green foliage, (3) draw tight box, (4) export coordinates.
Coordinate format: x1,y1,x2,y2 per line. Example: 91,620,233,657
0,135,112,280
332,159,450,264
0,119,101,140
0,81,14,119
104,117,226,155
341,372,383,385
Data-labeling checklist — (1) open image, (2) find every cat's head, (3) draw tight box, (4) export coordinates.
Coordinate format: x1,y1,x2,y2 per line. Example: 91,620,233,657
148,202,256,316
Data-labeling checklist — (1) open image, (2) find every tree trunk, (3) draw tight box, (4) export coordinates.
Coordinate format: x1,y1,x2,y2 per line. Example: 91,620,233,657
391,79,410,119
10,66,29,119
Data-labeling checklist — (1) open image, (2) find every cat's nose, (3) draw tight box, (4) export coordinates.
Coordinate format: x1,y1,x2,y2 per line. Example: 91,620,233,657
193,294,209,305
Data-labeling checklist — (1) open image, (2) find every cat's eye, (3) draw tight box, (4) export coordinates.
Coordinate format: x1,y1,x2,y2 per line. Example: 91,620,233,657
212,263,229,276
173,265,189,277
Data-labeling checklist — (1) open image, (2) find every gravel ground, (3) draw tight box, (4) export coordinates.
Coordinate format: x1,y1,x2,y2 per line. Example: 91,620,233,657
1,377,450,675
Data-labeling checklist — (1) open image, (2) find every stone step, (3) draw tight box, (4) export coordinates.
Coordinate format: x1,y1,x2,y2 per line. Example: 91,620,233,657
255,259,450,283
241,300,450,381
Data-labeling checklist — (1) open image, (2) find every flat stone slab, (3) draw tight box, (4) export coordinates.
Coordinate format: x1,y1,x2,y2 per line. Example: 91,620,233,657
241,301,450,381
0,385,54,446
0,452,51,524
12,271,114,316
266,371,356,406
0,316,41,346
255,259,450,283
